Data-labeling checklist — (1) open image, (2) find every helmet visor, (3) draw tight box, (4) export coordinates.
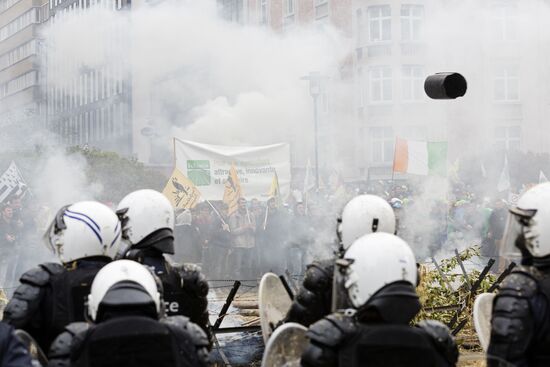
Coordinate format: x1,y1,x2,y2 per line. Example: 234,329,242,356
331,258,352,312
500,207,537,260
42,219,57,254
42,205,70,255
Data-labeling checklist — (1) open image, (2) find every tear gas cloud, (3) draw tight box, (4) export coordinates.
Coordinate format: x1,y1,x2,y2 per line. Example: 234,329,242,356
7,0,550,271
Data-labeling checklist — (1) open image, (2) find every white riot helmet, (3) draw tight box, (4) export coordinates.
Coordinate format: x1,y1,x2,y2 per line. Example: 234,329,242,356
44,201,122,264
116,189,175,250
87,260,162,322
502,182,550,260
341,232,417,309
337,195,396,251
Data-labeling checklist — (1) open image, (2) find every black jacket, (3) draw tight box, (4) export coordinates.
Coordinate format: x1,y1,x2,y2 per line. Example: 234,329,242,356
0,321,33,367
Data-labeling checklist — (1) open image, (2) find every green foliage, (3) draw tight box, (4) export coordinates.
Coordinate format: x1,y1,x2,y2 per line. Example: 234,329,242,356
416,245,497,348
66,147,167,202
0,146,168,203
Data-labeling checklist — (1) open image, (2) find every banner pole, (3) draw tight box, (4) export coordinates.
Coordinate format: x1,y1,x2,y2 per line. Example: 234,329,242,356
391,137,398,185
263,205,269,231
205,199,228,228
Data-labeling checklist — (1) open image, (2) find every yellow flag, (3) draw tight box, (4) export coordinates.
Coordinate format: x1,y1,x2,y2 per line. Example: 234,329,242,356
268,171,282,207
162,168,201,209
223,164,242,216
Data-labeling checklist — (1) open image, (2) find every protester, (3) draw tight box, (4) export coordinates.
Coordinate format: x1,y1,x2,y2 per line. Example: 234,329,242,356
228,197,256,279
258,197,289,274
173,209,201,264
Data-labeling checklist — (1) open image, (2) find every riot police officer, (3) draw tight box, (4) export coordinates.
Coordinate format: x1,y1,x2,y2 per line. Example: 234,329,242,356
301,233,458,367
3,201,121,352
116,189,210,337
285,195,396,327
48,260,210,367
487,182,550,366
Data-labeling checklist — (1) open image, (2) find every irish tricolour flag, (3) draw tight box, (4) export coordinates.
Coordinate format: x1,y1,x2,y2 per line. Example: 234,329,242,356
393,138,447,176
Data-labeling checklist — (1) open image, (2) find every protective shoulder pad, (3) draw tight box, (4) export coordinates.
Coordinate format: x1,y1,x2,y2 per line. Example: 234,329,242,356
48,322,89,358
417,320,459,365
498,270,538,298
19,262,62,287
174,264,209,297
306,312,356,347
303,259,334,291
163,316,209,348
2,264,63,326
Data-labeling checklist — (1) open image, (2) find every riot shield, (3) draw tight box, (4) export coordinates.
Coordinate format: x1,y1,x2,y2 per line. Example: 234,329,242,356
259,272,293,343
261,322,308,367
473,292,495,352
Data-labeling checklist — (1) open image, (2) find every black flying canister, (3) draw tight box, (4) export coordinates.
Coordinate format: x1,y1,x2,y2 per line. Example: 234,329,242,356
424,72,467,99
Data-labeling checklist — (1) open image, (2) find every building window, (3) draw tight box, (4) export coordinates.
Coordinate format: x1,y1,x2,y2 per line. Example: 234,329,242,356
367,5,391,42
0,0,22,13
0,8,41,42
356,8,364,46
260,0,268,25
370,127,394,163
284,0,294,15
0,40,37,71
492,3,517,41
0,70,37,99
495,125,520,150
283,0,295,28
401,4,423,42
369,66,392,103
401,65,424,101
315,0,328,21
494,66,519,102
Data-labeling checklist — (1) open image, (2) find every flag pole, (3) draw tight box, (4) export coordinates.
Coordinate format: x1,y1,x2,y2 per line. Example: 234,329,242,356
263,205,269,230
245,205,252,224
391,137,398,185
204,199,228,228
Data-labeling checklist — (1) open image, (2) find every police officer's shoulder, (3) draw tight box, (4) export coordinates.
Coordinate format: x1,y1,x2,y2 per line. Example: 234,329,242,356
498,268,539,298
303,259,334,290
162,315,209,347
20,262,64,286
3,263,64,325
173,263,209,297
416,320,459,365
48,322,89,359
306,311,357,347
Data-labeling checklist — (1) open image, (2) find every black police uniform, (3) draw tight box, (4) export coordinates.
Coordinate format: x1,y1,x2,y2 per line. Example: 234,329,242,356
48,315,210,367
285,259,334,327
487,265,550,367
0,321,33,367
2,258,110,352
300,282,458,367
123,230,210,339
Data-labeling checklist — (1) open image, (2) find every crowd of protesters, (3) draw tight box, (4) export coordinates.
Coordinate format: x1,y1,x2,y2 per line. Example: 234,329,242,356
0,176,532,284
175,177,530,280
172,196,319,280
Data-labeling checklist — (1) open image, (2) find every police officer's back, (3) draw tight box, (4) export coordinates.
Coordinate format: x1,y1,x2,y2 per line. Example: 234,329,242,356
488,182,550,367
48,260,209,367
116,190,209,337
3,201,121,352
286,195,396,327
301,233,458,367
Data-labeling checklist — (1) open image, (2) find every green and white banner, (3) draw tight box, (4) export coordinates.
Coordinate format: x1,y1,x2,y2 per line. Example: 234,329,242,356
174,138,291,201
